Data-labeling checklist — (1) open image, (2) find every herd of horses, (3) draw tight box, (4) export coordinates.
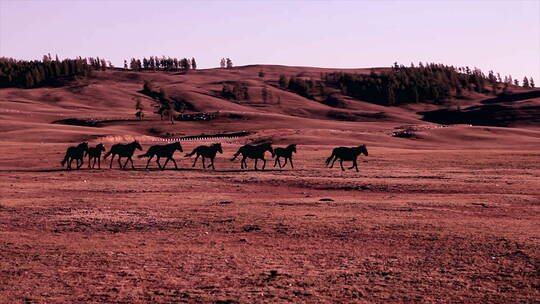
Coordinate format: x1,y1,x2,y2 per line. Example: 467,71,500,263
60,141,369,171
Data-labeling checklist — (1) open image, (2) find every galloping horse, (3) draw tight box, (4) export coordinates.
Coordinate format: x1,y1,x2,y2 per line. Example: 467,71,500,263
138,142,183,169
185,143,223,170
103,141,142,169
88,144,106,169
61,142,89,170
273,144,297,169
231,143,274,170
325,145,368,172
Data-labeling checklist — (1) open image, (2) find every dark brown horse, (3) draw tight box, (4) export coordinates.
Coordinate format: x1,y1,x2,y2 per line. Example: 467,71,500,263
61,142,89,170
88,144,106,169
325,145,368,172
231,143,274,170
103,141,143,169
138,142,183,169
185,143,223,170
273,144,297,169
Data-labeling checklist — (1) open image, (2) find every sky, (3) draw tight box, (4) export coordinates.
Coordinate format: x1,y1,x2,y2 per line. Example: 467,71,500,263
1,0,539,81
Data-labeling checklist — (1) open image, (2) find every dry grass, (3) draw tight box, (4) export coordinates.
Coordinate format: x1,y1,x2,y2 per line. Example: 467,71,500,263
0,147,538,303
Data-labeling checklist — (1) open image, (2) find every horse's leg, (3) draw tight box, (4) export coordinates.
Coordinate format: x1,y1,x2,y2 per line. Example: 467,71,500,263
202,157,206,169
68,158,73,170
119,157,124,169
262,158,266,170
110,154,114,168
329,157,337,168
129,157,135,169
162,157,170,170
273,157,278,167
240,156,245,169
192,155,199,167
77,158,82,169
281,158,287,168
354,158,359,172
88,156,92,168
171,158,178,169
97,156,101,169
340,159,345,171
156,157,162,169
289,157,294,169
210,158,216,170
254,159,258,170
146,157,151,169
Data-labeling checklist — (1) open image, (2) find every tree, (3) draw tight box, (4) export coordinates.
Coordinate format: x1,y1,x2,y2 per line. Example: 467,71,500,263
180,58,190,70
514,79,519,86
220,58,226,68
261,86,268,103
529,77,535,88
278,75,289,88
258,70,265,78
134,96,144,120
191,57,197,70
124,60,128,69
522,76,530,88
226,58,233,68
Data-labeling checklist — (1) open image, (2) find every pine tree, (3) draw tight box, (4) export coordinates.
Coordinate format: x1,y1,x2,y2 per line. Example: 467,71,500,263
522,76,529,88
514,79,519,86
220,58,226,68
529,77,535,88
191,57,197,70
226,58,233,68
124,60,128,69
278,75,289,88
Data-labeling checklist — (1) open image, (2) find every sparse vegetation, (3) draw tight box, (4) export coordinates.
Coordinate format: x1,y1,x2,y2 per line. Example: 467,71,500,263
222,82,249,100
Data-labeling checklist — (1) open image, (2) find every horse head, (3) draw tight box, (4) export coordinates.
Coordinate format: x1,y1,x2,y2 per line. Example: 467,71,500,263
360,144,368,156
80,142,89,151
133,141,143,151
174,142,183,152
290,144,297,153
264,143,275,157
97,143,105,152
214,143,223,154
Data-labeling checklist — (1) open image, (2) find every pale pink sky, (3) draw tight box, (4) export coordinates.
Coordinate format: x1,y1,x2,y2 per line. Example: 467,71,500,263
1,0,539,81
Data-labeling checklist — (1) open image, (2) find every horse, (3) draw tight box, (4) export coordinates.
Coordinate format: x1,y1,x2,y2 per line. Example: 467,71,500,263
185,143,223,170
103,141,143,169
273,144,297,169
138,142,183,169
60,142,89,170
325,145,368,172
231,143,274,170
87,144,106,169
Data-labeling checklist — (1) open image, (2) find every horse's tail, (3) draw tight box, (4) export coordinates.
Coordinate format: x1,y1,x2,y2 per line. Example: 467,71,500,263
60,152,69,166
137,152,151,158
230,147,243,161
325,150,336,167
184,148,198,157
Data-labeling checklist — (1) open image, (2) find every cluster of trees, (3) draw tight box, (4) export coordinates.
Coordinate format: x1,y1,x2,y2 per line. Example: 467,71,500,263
0,55,95,88
127,57,196,71
220,58,233,69
522,77,535,88
221,82,249,100
140,80,193,124
321,63,535,106
278,74,322,100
